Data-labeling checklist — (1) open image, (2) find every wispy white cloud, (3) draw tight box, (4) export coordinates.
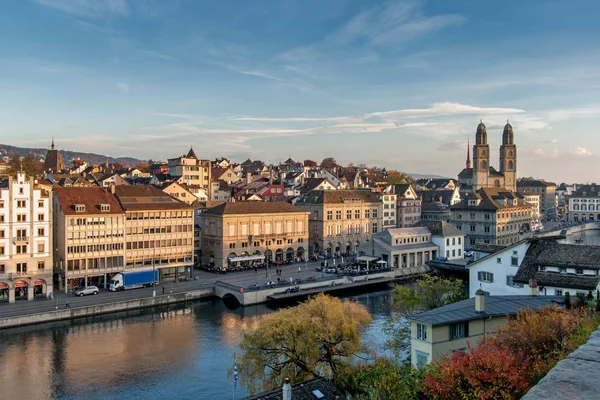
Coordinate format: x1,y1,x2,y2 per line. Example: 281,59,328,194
34,0,129,18
231,116,358,123
239,70,284,82
327,0,465,47
366,102,524,119
569,147,593,157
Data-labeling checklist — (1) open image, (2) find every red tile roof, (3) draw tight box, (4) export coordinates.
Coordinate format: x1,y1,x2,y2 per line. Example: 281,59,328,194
54,186,125,215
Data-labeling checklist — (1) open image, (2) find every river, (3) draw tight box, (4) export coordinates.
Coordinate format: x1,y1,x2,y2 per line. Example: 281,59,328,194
560,229,600,246
0,288,395,400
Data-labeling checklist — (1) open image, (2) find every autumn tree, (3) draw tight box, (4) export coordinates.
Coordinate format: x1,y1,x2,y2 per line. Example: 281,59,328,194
320,157,338,170
8,152,43,177
386,170,414,185
237,293,372,394
421,341,532,400
350,357,425,400
303,159,317,167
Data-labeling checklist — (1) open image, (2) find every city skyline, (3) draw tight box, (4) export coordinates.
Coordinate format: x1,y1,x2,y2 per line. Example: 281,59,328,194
2,0,600,183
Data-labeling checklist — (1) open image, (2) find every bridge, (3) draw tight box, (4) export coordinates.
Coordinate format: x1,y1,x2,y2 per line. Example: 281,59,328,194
213,265,431,306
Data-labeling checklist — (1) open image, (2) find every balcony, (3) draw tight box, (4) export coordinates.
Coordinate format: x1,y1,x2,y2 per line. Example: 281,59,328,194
12,236,29,244
9,271,32,279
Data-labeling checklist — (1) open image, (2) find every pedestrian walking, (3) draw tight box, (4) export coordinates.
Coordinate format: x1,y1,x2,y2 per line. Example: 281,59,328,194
298,266,301,273
65,300,70,309
162,286,165,295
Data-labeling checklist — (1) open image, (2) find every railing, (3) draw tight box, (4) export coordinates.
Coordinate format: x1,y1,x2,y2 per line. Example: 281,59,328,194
9,271,32,279
13,236,29,244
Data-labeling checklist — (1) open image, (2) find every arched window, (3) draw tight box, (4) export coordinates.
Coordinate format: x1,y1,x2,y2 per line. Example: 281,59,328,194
574,204,579,211
508,150,513,157
508,160,514,170
582,204,587,211
481,160,487,170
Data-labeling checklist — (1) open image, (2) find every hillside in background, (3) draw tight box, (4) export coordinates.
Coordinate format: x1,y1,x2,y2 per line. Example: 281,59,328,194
0,144,143,167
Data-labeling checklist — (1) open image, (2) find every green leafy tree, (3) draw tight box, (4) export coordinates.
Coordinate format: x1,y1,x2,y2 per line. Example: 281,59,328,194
8,152,43,177
237,293,372,395
351,357,426,400
385,275,468,358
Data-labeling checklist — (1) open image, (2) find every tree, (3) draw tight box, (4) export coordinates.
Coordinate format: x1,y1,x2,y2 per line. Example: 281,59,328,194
351,357,425,400
386,170,414,185
391,274,468,317
8,152,43,177
320,157,337,170
421,341,532,400
237,293,372,395
385,275,468,358
303,159,317,167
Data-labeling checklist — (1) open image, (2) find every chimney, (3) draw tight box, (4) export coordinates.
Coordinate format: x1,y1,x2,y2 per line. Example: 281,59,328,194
282,378,291,400
529,279,538,296
475,289,485,312
246,173,252,185
110,184,116,195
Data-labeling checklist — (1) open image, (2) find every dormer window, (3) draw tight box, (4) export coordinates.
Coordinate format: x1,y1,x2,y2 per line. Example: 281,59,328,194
100,204,111,212
74,204,85,213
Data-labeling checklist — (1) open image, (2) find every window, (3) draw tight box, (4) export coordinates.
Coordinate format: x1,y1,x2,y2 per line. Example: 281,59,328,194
347,210,352,220
511,255,519,266
576,268,584,275
335,210,342,220
75,204,85,212
452,237,456,245
0,246,4,255
38,261,45,270
16,245,27,254
38,200,44,208
559,267,567,273
326,211,333,220
38,228,45,236
16,262,26,272
416,323,428,341
242,242,248,248
416,351,429,368
484,226,490,233
446,238,450,246
37,243,45,253
0,264,4,272
229,243,236,249
100,204,111,212
355,210,360,219
38,214,45,222
372,209,378,218
0,230,4,238
539,266,545,272
478,271,494,283
17,200,26,208
458,237,462,245
17,214,26,222
449,323,468,340
506,275,523,288
496,257,502,264
0,201,3,208
458,249,461,256
555,289,563,296
365,209,370,219
470,225,475,232
372,223,378,234
446,250,450,258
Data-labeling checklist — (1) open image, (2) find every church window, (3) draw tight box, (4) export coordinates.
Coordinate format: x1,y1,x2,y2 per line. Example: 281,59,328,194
509,150,513,157
494,179,501,187
481,160,487,170
508,160,514,170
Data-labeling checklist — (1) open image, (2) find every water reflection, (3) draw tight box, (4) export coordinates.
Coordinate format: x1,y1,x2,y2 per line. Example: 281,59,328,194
0,289,394,400
561,229,600,246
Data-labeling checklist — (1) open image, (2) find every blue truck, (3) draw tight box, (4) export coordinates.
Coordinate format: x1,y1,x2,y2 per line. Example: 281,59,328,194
109,270,160,291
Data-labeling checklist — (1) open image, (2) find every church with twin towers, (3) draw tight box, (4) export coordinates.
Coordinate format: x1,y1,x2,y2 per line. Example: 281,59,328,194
458,120,517,192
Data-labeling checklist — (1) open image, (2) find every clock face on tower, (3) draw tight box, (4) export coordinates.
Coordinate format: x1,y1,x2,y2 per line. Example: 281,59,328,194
494,179,501,187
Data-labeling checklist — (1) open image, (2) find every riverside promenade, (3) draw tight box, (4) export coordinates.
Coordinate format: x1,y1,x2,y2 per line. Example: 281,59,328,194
0,259,427,329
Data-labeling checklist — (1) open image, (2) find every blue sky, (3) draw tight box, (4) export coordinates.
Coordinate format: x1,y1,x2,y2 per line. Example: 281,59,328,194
1,0,600,183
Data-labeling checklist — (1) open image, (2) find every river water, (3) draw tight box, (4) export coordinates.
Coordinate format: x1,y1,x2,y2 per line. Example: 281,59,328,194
0,288,394,400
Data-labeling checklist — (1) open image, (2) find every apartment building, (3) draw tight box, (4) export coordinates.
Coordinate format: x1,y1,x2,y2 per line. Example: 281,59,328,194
295,190,382,257
114,185,194,281
0,172,53,302
517,179,557,218
389,184,421,228
200,202,309,270
167,147,212,193
450,188,534,247
53,186,126,291
381,193,397,229
566,184,600,223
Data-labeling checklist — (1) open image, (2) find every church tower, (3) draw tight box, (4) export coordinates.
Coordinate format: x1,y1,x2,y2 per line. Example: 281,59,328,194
472,121,490,191
500,120,517,192
43,137,64,173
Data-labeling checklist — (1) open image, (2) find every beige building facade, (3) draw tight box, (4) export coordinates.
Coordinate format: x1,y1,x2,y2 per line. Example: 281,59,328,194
114,185,194,281
295,190,382,257
53,186,126,291
0,172,53,302
167,147,212,193
451,188,534,247
517,180,557,218
200,202,309,270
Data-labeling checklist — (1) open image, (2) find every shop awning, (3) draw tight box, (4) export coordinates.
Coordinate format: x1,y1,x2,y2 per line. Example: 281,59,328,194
228,255,265,262
356,256,379,262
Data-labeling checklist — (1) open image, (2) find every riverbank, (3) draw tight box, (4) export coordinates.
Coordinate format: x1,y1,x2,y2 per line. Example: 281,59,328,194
0,288,214,330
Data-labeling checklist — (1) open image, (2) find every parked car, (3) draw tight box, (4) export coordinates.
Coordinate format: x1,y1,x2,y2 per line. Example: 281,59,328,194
464,251,474,257
75,285,99,296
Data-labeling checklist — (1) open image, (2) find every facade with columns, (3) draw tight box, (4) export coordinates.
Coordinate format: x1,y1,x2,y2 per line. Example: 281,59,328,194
0,172,53,303
458,121,517,193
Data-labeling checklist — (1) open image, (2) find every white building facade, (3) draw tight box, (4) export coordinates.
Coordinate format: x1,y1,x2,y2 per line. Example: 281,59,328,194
0,172,53,302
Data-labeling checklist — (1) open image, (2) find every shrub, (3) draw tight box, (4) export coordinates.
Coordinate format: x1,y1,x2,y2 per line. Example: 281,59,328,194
421,341,531,400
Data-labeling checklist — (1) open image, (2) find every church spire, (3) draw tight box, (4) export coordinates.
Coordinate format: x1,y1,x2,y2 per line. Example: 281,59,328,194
51,137,55,150
466,136,471,169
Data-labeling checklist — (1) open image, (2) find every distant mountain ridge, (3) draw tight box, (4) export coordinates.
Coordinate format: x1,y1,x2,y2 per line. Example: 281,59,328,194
0,144,143,167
